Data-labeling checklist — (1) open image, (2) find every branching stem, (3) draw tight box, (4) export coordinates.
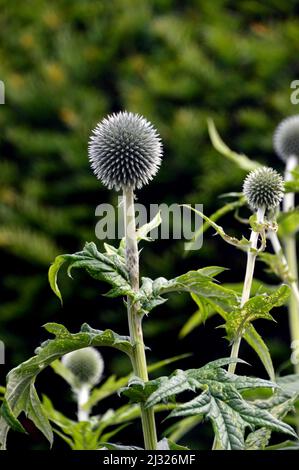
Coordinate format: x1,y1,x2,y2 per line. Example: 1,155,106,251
228,206,265,374
123,187,158,450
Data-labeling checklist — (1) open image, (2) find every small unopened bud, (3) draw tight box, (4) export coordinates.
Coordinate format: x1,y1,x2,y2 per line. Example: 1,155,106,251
62,347,104,388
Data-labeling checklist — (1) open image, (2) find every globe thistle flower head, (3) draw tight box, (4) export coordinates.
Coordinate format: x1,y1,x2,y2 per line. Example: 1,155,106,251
62,347,104,388
88,111,163,191
243,167,284,211
273,115,299,161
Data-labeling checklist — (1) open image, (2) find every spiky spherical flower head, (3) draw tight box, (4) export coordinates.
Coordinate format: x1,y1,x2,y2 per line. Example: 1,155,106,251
243,167,284,211
273,115,299,161
88,111,163,191
62,347,104,388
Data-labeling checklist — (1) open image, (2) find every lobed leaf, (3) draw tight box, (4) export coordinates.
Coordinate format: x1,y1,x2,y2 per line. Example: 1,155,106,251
48,242,134,303
186,290,275,380
141,360,297,450
0,323,132,449
225,284,290,341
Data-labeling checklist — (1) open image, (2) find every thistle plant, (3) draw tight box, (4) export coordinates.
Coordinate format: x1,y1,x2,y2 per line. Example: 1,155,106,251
89,111,162,449
274,116,299,373
227,167,284,373
62,347,104,421
0,113,298,451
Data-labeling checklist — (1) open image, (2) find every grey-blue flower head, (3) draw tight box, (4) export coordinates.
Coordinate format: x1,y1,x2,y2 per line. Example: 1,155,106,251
274,115,299,161
88,112,163,191
243,167,284,211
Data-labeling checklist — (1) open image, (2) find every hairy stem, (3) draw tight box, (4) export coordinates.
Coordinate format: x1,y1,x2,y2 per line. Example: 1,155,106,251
228,206,265,374
123,187,158,450
282,155,299,374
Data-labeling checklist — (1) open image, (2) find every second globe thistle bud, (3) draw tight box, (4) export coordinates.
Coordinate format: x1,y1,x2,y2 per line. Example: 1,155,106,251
243,167,284,211
88,111,163,191
273,115,299,161
62,347,104,388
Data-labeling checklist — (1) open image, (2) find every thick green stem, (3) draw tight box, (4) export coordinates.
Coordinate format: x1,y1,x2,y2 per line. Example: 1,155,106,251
282,155,299,374
123,187,158,450
228,206,265,374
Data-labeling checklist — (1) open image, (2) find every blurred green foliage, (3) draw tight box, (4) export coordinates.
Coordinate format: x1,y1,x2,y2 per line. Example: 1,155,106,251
1,0,299,448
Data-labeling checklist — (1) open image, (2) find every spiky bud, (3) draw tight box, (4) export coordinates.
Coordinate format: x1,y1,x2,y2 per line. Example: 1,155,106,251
62,347,104,388
273,115,299,161
88,111,163,191
243,167,284,211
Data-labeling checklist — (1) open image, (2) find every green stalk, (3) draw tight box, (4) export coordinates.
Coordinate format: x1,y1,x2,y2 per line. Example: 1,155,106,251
77,385,90,422
228,206,265,374
123,187,158,450
282,155,299,374
213,206,265,450
268,230,299,374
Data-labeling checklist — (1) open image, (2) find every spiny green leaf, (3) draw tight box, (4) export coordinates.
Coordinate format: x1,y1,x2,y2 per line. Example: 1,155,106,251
137,267,236,316
180,279,276,339
245,381,299,450
48,242,134,303
187,291,275,380
225,285,290,341
157,269,239,305
121,376,167,403
145,358,261,408
141,360,296,450
0,323,132,449
169,386,296,450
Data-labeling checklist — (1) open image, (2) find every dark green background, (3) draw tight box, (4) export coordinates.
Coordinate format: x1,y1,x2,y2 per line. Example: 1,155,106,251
0,0,298,449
